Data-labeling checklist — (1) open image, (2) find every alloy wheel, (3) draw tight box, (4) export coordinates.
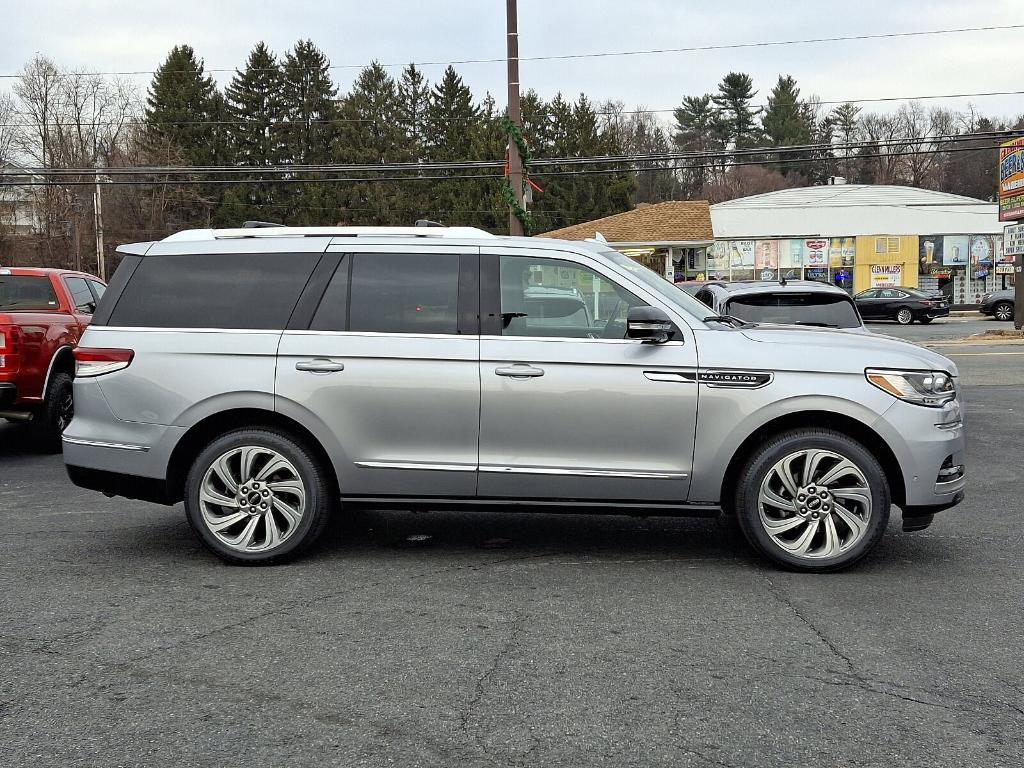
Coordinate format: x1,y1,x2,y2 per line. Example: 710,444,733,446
56,389,74,434
199,446,307,553
994,303,1013,322
757,449,872,560
896,308,913,324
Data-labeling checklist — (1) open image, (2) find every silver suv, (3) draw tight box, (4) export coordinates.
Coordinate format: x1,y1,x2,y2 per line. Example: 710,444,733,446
63,226,966,571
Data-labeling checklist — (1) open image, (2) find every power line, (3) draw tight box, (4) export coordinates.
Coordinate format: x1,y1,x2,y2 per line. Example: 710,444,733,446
0,24,1020,79
3,88,1022,130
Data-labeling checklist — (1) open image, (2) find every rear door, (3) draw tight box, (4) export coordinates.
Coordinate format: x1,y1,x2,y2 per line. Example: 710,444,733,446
276,245,480,499
476,247,698,502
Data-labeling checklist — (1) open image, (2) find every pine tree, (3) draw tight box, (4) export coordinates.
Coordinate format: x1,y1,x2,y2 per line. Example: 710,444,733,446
279,40,338,224
393,64,432,224
422,66,480,225
831,102,862,180
335,62,402,224
144,45,219,165
712,72,761,150
762,75,813,176
223,42,285,219
673,94,722,194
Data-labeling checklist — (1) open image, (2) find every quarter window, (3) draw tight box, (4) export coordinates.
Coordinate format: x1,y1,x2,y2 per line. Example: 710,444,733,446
65,277,96,313
498,255,644,339
348,252,460,335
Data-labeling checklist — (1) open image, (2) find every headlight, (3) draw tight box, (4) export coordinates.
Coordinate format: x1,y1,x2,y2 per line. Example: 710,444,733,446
866,368,957,407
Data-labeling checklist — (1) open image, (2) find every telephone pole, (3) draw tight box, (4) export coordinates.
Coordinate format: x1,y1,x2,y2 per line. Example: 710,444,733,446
93,173,105,280
506,0,525,236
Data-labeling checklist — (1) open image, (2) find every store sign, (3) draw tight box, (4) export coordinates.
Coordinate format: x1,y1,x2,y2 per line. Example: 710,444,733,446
803,239,828,267
999,136,1024,222
729,240,755,267
995,263,1015,274
870,264,903,288
1005,223,1024,256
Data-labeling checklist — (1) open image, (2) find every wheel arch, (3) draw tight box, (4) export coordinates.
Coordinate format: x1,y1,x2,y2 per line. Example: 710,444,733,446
165,408,339,505
720,410,906,510
43,345,75,394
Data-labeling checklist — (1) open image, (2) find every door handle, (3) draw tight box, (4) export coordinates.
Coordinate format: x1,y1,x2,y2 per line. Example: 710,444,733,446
295,358,345,373
495,364,545,379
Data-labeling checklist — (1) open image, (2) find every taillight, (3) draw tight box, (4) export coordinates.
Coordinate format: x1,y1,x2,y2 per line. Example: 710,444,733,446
73,347,134,377
0,325,21,371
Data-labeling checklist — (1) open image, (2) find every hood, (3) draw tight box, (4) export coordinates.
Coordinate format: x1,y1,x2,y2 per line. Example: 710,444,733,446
736,324,958,376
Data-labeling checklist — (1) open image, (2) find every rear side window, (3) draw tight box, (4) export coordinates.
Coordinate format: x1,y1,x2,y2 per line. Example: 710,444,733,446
107,252,319,329
0,276,59,310
65,277,97,313
726,293,863,329
346,252,460,335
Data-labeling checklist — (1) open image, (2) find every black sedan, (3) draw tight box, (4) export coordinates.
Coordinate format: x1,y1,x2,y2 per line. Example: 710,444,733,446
854,287,950,325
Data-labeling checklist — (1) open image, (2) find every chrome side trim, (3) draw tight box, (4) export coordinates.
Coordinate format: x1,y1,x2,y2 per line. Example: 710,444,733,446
479,465,687,479
644,371,696,383
61,436,150,452
699,370,774,389
481,334,685,346
354,461,477,472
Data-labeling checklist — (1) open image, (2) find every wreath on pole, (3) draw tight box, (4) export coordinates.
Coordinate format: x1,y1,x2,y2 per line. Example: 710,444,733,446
500,115,541,235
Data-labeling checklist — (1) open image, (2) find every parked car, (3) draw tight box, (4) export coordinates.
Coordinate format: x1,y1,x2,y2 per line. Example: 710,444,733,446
693,280,867,332
854,287,949,324
978,289,1015,322
0,267,105,449
64,226,965,572
675,280,723,298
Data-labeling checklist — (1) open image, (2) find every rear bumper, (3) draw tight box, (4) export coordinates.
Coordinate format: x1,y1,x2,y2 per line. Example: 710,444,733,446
65,464,174,505
0,382,17,408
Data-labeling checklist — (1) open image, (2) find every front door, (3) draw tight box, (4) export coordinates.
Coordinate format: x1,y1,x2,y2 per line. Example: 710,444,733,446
276,246,480,498
477,248,698,502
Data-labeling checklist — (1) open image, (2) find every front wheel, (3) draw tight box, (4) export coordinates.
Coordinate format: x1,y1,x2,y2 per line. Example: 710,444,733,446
733,429,890,572
184,428,334,565
896,308,914,325
993,302,1013,322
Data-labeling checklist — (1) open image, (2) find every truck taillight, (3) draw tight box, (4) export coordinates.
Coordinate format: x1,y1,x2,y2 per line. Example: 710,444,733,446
73,347,134,377
0,326,20,371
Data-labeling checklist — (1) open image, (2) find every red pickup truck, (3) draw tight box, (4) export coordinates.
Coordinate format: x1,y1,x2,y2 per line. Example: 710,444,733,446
0,267,106,449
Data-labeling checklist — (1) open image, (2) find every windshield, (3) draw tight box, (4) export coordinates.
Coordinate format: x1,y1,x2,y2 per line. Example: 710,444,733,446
600,249,712,318
0,275,59,311
725,292,862,329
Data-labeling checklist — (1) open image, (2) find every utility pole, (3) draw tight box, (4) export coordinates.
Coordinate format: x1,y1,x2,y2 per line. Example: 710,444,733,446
93,173,105,280
506,0,525,236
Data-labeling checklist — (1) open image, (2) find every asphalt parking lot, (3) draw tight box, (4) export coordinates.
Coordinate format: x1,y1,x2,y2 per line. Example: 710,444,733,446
1,318,1022,767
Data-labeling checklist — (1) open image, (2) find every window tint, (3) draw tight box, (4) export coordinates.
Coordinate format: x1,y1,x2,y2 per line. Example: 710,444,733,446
857,290,879,299
88,280,106,302
0,275,59,311
349,252,460,334
65,277,96,313
726,293,862,329
498,255,644,339
107,252,319,329
310,257,349,331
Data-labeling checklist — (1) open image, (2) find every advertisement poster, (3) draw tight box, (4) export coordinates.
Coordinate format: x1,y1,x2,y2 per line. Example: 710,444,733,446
706,241,729,277
918,235,943,274
778,240,804,269
969,235,994,264
729,240,755,267
870,264,903,288
803,238,828,267
1004,223,1024,257
942,235,970,266
999,136,1024,222
841,237,855,266
755,240,779,269
829,238,842,267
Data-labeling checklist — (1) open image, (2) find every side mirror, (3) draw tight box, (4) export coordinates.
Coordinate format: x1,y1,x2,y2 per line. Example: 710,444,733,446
626,306,674,343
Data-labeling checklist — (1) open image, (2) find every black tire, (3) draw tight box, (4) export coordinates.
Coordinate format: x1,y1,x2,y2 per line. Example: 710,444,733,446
993,302,1014,322
895,307,914,325
31,371,74,453
184,428,334,565
733,429,890,572
919,317,933,324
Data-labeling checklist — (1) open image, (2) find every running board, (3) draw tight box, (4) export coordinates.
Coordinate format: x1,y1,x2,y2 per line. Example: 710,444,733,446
342,496,721,517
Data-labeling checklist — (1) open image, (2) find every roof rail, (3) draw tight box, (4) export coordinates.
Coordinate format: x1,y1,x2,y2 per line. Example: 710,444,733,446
161,226,497,242
241,220,284,228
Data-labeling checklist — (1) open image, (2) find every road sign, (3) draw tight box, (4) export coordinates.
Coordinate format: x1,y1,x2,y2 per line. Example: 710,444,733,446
1004,222,1024,256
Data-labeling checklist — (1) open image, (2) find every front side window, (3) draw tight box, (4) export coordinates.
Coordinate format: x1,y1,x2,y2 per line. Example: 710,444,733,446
726,293,863,329
65,277,96,313
349,252,460,335
498,255,645,339
0,275,59,311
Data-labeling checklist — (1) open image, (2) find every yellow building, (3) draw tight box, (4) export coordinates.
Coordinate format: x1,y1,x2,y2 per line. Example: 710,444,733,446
853,235,919,293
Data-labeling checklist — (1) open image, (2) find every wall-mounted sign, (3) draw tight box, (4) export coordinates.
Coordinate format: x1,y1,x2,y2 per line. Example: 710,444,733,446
870,264,903,288
803,239,828,266
1004,223,1024,256
729,240,756,268
999,136,1024,222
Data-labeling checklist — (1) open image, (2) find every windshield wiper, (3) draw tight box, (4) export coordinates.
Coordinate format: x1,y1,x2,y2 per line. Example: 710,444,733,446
703,314,754,328
792,321,839,328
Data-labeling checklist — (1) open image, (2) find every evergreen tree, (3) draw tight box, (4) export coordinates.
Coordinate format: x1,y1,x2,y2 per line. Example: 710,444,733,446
393,64,432,224
712,72,761,150
469,92,508,233
422,66,480,224
831,102,862,180
223,42,285,218
335,62,402,224
673,94,722,194
762,75,812,175
279,40,338,224
144,45,219,165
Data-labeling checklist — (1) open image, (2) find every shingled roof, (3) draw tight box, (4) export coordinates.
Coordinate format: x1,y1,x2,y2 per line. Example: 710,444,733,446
538,201,714,244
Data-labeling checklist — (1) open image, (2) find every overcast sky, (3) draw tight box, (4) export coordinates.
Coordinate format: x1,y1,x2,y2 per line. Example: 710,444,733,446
2,0,1022,121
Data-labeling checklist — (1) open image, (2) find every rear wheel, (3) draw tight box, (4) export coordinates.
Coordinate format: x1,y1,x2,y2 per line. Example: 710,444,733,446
895,308,914,325
184,428,334,565
993,302,1013,322
733,429,890,572
32,371,74,453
